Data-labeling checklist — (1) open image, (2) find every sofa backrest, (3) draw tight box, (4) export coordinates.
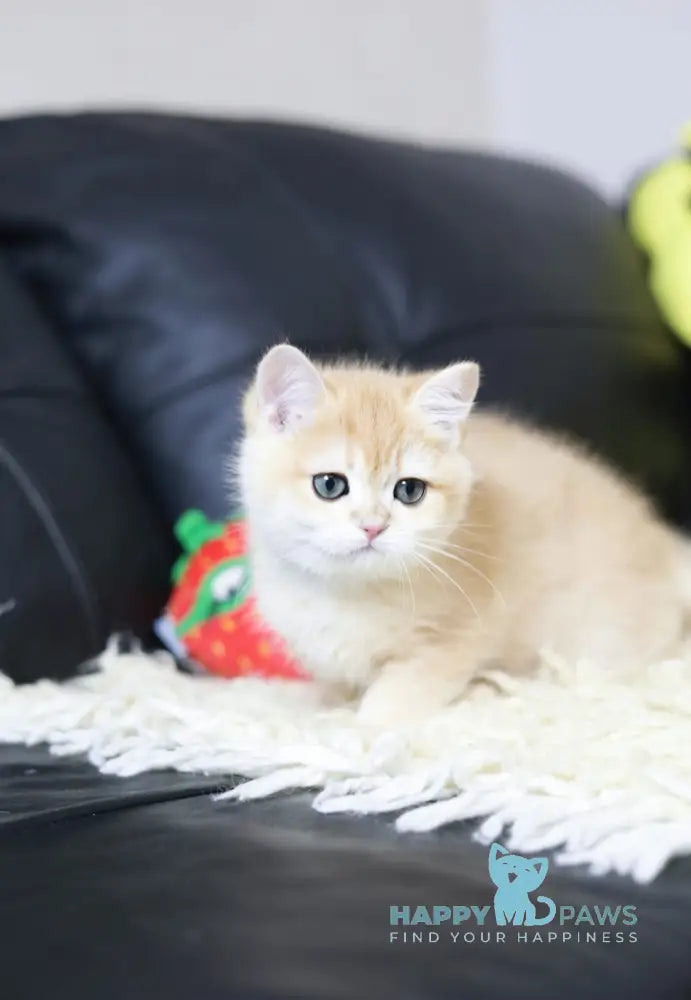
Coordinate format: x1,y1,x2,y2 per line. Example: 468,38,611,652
0,114,689,678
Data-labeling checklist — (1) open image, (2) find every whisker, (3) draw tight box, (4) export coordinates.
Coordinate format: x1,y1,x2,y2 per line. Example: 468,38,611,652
413,552,482,622
412,552,446,591
386,548,416,617
416,542,506,608
417,536,502,561
398,556,416,618
424,524,493,539
427,522,492,530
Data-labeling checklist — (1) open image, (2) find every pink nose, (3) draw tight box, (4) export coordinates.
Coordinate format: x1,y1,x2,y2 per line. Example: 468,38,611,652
361,522,388,543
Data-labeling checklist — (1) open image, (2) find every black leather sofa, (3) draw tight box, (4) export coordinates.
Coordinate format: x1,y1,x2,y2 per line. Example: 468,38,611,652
0,114,689,999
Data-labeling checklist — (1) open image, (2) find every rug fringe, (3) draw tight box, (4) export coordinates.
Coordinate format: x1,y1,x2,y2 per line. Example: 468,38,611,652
2,648,691,883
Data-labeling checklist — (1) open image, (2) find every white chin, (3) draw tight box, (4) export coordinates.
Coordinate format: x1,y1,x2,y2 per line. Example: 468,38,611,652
288,544,397,580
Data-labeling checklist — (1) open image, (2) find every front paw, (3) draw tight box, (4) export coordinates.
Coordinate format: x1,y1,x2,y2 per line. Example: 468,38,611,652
357,680,433,730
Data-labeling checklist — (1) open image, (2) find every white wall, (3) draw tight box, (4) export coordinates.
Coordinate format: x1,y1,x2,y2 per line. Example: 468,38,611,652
0,0,492,146
1,0,689,196
488,0,691,195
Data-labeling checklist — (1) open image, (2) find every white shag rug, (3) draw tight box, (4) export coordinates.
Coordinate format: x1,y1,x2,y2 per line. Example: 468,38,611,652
2,646,691,884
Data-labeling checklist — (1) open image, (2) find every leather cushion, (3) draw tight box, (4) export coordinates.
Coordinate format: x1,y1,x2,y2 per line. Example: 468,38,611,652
0,257,173,681
2,742,690,1000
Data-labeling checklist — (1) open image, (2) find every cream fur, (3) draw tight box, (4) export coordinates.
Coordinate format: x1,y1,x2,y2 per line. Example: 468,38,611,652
238,346,691,727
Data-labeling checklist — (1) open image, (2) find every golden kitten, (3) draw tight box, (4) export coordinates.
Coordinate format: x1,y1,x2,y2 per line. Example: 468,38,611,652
238,344,691,727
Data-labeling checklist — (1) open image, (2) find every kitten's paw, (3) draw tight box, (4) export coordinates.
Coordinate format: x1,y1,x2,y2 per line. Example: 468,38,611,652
357,682,434,730
357,653,476,729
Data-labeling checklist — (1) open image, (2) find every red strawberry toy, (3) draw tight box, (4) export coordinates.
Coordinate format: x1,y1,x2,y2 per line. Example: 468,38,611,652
155,510,308,680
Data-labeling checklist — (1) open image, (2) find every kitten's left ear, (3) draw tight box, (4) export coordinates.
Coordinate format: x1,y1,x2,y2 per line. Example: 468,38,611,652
489,842,509,864
413,362,480,438
255,344,325,432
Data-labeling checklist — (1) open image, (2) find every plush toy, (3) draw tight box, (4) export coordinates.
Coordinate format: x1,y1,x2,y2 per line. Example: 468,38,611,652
155,510,307,680
628,125,691,347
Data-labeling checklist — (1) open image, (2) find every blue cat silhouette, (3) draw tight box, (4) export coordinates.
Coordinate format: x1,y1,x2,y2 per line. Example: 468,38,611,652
488,842,556,926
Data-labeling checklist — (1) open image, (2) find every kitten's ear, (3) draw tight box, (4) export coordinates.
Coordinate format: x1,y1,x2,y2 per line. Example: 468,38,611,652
255,344,325,432
489,842,509,864
530,858,548,880
413,362,480,438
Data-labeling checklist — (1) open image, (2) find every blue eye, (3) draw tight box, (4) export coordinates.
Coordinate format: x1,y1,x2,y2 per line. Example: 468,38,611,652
313,473,349,501
394,478,427,505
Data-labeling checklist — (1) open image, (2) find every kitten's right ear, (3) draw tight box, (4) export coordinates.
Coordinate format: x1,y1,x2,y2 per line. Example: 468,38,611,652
255,344,325,432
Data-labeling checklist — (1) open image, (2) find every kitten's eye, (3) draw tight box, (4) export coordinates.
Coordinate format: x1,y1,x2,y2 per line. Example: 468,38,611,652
312,473,349,501
393,478,427,505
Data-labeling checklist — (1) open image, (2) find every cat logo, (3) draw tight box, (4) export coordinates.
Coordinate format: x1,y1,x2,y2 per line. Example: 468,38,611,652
489,842,556,926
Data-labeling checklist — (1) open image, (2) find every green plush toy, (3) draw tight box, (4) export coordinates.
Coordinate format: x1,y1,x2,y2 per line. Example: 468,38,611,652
628,125,691,347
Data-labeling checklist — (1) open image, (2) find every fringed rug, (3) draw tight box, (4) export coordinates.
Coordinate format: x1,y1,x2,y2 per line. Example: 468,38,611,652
2,647,691,883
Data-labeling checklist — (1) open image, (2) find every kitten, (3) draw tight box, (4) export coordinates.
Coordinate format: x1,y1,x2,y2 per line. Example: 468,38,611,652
238,344,691,727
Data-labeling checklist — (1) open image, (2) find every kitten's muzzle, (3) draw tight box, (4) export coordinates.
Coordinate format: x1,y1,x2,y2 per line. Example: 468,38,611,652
361,522,388,544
